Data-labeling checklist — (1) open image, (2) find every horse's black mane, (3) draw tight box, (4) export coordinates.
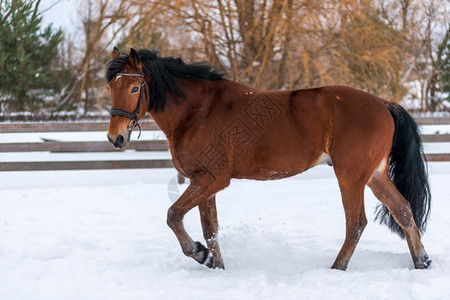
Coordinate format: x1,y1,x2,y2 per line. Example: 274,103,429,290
105,49,225,113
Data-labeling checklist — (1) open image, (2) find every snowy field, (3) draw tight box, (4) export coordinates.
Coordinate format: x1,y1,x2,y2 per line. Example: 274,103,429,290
0,128,450,299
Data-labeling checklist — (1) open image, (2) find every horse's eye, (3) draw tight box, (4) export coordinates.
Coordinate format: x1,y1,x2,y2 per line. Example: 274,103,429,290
131,86,139,93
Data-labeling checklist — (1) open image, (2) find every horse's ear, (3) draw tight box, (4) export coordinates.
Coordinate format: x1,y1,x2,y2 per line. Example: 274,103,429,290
129,48,142,71
111,47,120,59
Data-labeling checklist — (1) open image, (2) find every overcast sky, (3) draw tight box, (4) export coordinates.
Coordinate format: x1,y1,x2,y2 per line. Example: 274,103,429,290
39,0,78,34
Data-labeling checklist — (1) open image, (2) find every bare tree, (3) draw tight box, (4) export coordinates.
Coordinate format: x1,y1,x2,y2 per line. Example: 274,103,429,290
55,0,131,113
52,0,450,112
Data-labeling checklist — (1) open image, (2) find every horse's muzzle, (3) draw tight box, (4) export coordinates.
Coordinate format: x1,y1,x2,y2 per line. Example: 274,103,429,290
107,133,129,149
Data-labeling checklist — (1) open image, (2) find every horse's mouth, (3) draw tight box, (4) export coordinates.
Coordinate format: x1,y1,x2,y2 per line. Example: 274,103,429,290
107,133,130,150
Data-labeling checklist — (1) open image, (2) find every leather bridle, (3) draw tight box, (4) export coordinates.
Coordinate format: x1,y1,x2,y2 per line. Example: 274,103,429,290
108,72,149,139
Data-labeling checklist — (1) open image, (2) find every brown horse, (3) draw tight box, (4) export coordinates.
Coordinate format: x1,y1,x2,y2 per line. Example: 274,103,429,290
106,47,431,271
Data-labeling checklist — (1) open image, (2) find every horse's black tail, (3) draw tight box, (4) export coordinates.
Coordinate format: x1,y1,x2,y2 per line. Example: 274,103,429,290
375,102,431,238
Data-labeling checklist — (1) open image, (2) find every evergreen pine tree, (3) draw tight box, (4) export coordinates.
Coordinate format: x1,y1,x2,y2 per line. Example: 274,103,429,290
0,0,62,112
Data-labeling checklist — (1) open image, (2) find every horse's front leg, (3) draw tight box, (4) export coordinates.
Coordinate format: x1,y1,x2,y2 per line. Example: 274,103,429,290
198,195,225,269
167,180,228,268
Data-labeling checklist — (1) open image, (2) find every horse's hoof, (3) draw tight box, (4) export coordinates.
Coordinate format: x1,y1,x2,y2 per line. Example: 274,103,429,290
415,253,432,269
193,242,225,269
212,257,225,270
194,241,214,268
331,265,346,271
331,259,349,271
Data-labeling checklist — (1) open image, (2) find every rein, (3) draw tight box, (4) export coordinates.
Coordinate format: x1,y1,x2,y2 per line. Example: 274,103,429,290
109,73,148,139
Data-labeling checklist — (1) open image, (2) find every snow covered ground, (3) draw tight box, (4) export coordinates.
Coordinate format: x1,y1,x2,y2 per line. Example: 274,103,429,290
0,165,449,299
0,128,449,299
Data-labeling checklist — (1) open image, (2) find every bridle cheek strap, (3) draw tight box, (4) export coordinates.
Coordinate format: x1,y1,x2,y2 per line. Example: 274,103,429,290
109,74,148,139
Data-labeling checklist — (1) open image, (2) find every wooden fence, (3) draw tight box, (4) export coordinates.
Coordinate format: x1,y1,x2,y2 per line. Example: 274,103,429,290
0,117,449,172
413,117,450,162
0,120,174,171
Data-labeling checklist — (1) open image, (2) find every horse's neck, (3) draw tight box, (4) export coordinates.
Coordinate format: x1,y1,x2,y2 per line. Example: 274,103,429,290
149,78,213,139
149,78,256,139
149,106,180,140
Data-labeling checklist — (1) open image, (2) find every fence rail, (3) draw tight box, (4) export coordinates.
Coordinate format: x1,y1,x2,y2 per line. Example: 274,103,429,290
425,154,450,162
421,134,450,143
1,117,449,172
0,140,169,153
0,160,174,172
414,117,450,125
0,120,159,133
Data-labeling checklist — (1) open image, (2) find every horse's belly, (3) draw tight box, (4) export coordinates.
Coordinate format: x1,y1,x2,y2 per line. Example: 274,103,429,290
238,168,299,180
232,148,323,180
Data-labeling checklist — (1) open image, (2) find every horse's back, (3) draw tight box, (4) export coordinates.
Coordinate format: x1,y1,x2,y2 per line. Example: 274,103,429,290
284,85,394,142
242,85,395,179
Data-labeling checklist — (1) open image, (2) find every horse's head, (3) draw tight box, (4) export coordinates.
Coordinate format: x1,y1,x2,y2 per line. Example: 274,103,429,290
106,47,148,149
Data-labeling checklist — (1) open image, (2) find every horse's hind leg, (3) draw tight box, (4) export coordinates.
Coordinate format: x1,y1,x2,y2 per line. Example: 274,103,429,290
368,173,431,269
331,178,367,270
198,195,225,269
167,179,229,269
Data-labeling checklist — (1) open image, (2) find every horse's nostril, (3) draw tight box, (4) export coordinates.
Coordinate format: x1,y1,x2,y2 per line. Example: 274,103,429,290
117,134,124,145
